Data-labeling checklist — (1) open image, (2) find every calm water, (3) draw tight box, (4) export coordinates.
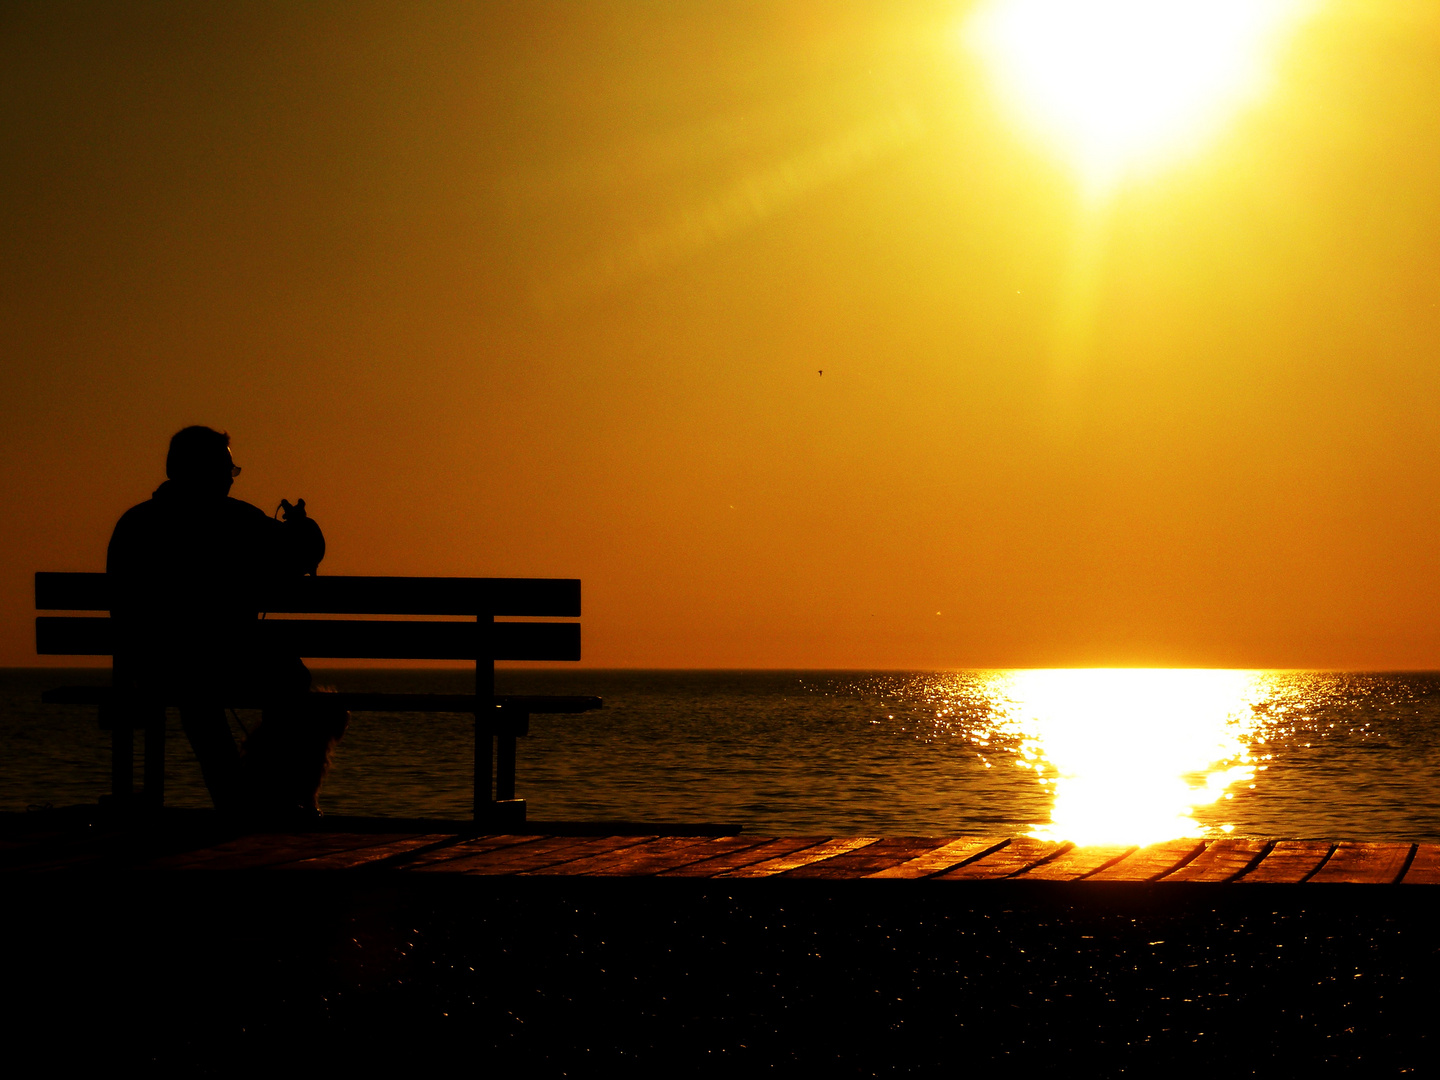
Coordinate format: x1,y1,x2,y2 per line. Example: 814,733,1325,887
6,668,1440,841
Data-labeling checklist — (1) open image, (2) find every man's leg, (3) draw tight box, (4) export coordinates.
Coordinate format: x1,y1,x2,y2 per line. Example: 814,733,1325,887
178,704,243,812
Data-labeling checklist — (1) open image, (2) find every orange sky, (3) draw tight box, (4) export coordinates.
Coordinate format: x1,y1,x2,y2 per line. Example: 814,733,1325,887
5,1,1440,669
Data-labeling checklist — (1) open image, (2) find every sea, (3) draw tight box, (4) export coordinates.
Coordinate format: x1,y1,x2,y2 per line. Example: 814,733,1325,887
6,667,1440,842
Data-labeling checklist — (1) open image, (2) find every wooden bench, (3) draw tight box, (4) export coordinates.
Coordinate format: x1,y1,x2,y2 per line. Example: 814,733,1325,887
34,571,600,827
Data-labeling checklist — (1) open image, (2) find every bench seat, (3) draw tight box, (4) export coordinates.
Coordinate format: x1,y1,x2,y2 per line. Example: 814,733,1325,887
40,687,602,729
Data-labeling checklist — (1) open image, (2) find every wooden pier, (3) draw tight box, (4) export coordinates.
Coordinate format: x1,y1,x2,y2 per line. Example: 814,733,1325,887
6,826,1439,883
8,819,1440,1074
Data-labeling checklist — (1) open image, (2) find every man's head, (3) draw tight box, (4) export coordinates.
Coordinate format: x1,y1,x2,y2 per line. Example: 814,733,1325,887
166,426,238,495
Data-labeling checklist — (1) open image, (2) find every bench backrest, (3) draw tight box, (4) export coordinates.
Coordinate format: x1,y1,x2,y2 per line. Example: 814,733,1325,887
35,572,580,661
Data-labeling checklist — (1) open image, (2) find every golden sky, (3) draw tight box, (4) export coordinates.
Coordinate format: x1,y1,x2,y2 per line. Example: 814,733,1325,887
5,0,1440,669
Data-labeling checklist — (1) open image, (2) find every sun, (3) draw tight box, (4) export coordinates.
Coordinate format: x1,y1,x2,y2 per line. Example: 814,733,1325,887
965,0,1311,193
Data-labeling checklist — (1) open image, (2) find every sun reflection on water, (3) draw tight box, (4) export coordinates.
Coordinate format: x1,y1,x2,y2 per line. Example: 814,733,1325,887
971,669,1270,845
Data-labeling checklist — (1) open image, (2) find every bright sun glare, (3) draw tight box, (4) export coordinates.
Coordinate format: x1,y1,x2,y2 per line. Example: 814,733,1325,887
984,669,1268,846
966,0,1310,191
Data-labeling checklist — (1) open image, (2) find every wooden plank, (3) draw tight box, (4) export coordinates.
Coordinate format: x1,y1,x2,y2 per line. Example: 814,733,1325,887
0,827,130,871
281,834,463,870
410,835,655,875
40,688,600,720
270,620,580,660
185,833,426,871
0,828,145,872
1160,838,1269,882
865,837,1009,880
35,571,582,617
1307,841,1414,885
523,836,736,877
9,849,133,873
34,571,109,611
1015,844,1136,881
37,616,580,661
0,838,46,865
138,833,351,871
582,837,775,877
716,838,881,879
399,834,545,869
265,576,581,617
463,835,657,875
934,838,1070,880
1086,839,1206,882
782,838,959,880
1401,843,1440,884
1238,840,1335,883
145,832,422,871
655,837,824,878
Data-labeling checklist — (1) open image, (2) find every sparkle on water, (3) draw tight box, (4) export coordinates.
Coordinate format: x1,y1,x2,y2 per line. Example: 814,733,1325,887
972,668,1268,846
964,0,1312,191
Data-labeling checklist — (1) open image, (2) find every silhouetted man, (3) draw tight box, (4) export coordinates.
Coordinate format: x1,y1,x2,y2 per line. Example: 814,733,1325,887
107,426,343,817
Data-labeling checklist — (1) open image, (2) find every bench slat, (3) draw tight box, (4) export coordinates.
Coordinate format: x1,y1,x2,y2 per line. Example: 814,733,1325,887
40,686,601,715
36,616,579,661
35,572,581,617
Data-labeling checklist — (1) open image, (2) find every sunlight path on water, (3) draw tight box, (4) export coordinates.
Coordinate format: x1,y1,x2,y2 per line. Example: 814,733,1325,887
972,669,1270,846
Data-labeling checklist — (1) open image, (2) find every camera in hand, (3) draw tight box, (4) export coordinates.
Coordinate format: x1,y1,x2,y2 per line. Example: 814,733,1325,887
279,498,326,576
